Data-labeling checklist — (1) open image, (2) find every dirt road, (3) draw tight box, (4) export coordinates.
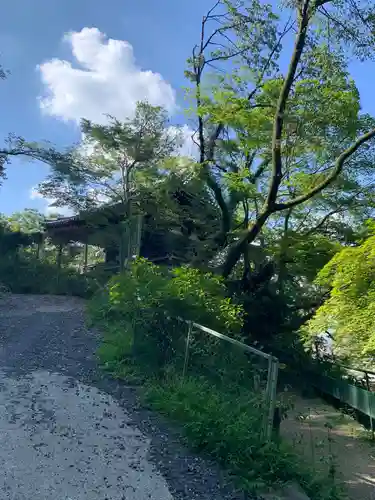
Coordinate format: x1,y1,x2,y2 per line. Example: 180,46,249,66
0,294,247,500
281,392,375,500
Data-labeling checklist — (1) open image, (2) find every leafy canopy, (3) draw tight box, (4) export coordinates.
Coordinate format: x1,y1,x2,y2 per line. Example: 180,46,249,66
305,231,375,362
184,0,375,278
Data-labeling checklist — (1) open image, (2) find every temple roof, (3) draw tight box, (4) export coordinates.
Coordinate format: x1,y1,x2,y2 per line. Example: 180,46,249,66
42,203,133,244
45,215,82,229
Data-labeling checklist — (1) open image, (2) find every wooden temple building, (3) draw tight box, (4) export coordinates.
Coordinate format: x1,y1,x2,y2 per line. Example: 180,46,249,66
40,188,217,271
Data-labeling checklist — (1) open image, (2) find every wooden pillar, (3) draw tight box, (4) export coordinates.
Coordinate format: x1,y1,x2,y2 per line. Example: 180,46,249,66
56,244,63,270
105,246,119,264
55,243,63,290
134,214,143,258
119,221,128,269
83,243,88,272
36,234,45,260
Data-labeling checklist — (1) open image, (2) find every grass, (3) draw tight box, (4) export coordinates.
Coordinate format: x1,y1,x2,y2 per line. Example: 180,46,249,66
94,318,347,500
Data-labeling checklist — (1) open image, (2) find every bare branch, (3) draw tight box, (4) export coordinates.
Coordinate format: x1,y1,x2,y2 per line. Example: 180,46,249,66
201,26,229,54
274,128,375,211
205,0,221,20
206,46,253,65
250,156,270,183
319,5,360,43
294,206,313,232
302,209,343,237
249,16,295,99
206,62,227,73
348,0,369,26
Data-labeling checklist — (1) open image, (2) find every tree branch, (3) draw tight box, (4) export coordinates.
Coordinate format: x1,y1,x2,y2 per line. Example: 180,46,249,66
250,156,270,183
267,1,310,209
219,5,312,278
274,128,375,211
319,5,359,43
302,209,342,237
221,209,270,278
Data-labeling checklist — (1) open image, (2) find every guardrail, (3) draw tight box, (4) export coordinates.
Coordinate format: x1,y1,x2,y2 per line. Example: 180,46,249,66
178,318,279,442
336,363,375,391
312,363,375,438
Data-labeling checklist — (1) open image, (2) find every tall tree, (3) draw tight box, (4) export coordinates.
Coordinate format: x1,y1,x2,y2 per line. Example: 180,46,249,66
38,103,181,211
186,0,375,279
28,1,375,349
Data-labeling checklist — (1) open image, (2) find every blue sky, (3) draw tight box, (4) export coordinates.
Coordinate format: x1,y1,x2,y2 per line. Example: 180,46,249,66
0,0,213,215
0,0,374,215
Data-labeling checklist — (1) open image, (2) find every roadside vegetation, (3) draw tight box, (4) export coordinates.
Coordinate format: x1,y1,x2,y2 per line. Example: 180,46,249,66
87,258,346,500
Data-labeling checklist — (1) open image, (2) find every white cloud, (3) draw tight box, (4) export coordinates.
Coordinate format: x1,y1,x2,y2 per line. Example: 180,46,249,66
30,187,73,217
35,27,198,209
38,27,176,124
37,27,198,159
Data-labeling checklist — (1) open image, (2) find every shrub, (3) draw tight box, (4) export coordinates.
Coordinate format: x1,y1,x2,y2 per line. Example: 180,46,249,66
144,374,344,499
92,258,244,374
0,252,96,297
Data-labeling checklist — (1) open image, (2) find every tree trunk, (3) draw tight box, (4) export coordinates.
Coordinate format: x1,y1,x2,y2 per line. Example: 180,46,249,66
221,211,270,278
83,243,88,271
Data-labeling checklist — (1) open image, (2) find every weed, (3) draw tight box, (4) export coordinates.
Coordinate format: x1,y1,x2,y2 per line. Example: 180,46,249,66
142,373,346,500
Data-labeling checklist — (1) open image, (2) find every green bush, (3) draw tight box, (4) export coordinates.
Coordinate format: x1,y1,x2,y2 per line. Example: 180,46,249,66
106,258,243,328
91,257,243,374
0,253,96,297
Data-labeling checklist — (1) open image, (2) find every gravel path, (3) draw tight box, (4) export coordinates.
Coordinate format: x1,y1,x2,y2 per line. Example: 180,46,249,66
0,294,250,500
281,393,375,500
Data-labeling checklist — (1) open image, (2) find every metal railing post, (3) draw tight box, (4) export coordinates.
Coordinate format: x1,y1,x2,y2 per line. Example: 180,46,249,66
182,321,193,379
265,359,279,441
262,356,273,440
365,371,374,440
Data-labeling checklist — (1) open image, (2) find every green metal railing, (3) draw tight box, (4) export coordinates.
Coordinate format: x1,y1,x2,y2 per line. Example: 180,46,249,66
311,363,375,437
336,363,375,392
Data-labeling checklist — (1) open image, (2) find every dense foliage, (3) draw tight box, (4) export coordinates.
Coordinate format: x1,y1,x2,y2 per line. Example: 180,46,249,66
0,210,106,297
305,231,375,364
90,258,344,499
0,252,93,296
90,257,243,372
